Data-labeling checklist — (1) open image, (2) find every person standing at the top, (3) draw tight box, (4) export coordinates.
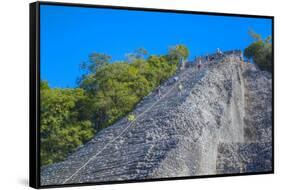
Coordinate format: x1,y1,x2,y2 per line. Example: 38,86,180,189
217,48,223,56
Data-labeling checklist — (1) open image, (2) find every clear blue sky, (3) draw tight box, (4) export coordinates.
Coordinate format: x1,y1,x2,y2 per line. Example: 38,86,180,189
40,4,272,88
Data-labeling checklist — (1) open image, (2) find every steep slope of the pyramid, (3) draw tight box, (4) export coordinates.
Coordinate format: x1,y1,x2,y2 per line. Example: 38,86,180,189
216,63,272,174
41,52,272,185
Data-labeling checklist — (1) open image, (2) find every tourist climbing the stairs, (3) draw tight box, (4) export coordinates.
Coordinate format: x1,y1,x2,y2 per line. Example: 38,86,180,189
156,86,162,99
173,76,179,83
205,54,209,62
197,59,202,71
177,82,183,97
177,57,185,72
185,60,189,68
240,52,244,62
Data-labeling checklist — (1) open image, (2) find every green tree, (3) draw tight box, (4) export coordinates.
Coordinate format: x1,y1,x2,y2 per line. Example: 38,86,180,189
125,48,148,63
134,47,148,59
40,81,94,166
146,55,177,85
78,48,182,131
168,44,190,64
88,52,111,72
79,62,150,130
244,30,272,72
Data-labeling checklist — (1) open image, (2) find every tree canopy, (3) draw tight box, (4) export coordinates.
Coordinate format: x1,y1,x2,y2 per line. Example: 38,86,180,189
88,52,111,73
244,30,272,72
167,44,190,64
40,81,94,165
125,48,148,63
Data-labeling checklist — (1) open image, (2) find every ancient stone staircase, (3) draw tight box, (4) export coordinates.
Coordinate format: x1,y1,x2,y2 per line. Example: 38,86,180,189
41,51,272,185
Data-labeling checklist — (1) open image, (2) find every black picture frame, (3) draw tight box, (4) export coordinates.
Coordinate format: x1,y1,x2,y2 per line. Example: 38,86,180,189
30,1,274,189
